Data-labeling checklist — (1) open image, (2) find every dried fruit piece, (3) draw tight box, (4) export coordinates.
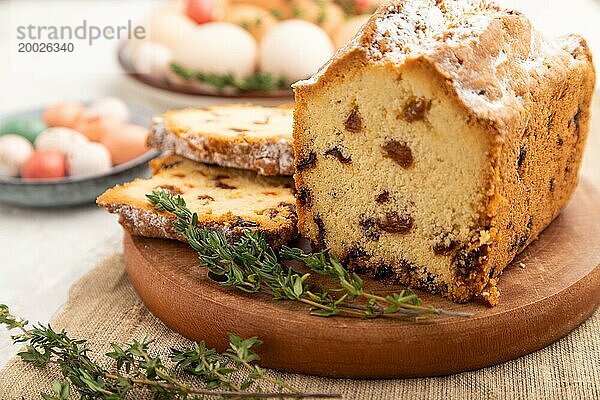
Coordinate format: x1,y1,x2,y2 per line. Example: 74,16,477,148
375,191,390,204
344,106,362,133
232,217,259,228
156,185,182,195
381,140,414,168
313,213,327,248
373,263,394,280
296,187,313,207
296,151,317,171
402,97,431,122
359,214,380,241
215,180,237,190
377,212,413,234
324,147,352,164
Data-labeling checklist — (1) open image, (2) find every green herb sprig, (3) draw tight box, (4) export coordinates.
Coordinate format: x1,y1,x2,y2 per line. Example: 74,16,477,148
1,304,339,399
147,190,471,320
170,63,289,93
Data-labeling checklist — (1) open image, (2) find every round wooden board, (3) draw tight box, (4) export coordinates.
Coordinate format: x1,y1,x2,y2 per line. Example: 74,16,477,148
124,181,600,379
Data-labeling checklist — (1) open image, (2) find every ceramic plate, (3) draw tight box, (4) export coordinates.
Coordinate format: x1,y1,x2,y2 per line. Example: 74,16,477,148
0,103,160,208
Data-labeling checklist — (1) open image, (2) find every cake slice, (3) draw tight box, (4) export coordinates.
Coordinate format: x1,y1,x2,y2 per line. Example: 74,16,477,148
148,105,294,176
97,155,298,249
292,0,595,304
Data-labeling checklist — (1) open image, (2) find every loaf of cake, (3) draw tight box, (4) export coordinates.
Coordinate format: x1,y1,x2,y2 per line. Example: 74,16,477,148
97,155,298,249
292,0,595,304
148,105,294,176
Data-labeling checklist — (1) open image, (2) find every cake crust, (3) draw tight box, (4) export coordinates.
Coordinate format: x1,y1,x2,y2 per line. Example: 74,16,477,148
292,0,595,304
98,155,298,249
148,105,294,176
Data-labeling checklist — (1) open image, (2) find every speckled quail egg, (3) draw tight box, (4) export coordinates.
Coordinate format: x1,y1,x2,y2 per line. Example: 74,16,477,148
259,20,334,83
173,22,257,80
0,134,34,177
67,142,112,177
34,127,89,155
86,97,130,123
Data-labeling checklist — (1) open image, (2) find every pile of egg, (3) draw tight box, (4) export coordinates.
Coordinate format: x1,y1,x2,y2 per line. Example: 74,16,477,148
129,0,380,85
0,98,149,180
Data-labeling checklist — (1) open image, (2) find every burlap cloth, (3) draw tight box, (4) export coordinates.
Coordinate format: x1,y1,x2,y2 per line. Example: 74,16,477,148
1,255,598,399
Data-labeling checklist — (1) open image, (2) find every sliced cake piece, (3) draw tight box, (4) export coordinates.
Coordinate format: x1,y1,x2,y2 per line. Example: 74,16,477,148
292,0,595,304
97,155,298,249
148,105,294,176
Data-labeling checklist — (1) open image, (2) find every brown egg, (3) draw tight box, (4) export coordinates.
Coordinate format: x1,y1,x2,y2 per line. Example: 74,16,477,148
43,101,85,128
20,149,67,180
100,123,149,165
72,115,120,142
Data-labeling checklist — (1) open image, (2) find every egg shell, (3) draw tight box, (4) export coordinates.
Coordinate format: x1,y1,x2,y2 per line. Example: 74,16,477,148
131,41,173,77
86,97,130,123
223,4,277,41
100,123,149,165
67,142,112,177
72,115,121,142
20,149,66,180
34,127,89,155
259,20,334,83
0,117,47,143
0,134,34,177
173,22,257,80
333,14,371,49
142,8,198,49
43,101,85,128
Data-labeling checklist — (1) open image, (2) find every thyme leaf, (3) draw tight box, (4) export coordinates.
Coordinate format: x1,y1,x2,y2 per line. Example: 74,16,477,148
1,304,339,399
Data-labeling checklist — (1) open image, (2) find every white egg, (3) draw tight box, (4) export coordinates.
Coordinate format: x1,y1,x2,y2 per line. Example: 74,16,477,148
0,134,34,177
173,22,257,80
67,142,112,177
259,20,334,84
86,97,130,123
132,41,173,77
142,8,198,49
334,15,371,49
34,127,89,155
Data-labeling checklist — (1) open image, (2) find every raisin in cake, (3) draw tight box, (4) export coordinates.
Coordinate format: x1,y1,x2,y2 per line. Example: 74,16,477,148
292,0,595,304
97,155,297,249
148,105,294,176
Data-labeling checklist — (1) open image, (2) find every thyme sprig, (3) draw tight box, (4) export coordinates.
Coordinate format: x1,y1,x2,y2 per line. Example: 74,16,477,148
170,63,289,93
1,304,339,399
147,191,471,320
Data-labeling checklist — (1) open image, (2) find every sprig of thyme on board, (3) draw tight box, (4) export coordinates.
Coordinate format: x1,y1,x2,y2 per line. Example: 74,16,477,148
147,190,471,320
170,63,289,93
0,304,339,400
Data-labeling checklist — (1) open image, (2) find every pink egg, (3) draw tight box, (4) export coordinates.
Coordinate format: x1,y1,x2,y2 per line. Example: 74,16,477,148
72,115,120,142
100,123,149,165
20,149,66,180
43,101,85,128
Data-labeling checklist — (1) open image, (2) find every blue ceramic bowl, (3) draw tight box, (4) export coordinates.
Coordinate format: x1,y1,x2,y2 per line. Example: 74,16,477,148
0,102,161,207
